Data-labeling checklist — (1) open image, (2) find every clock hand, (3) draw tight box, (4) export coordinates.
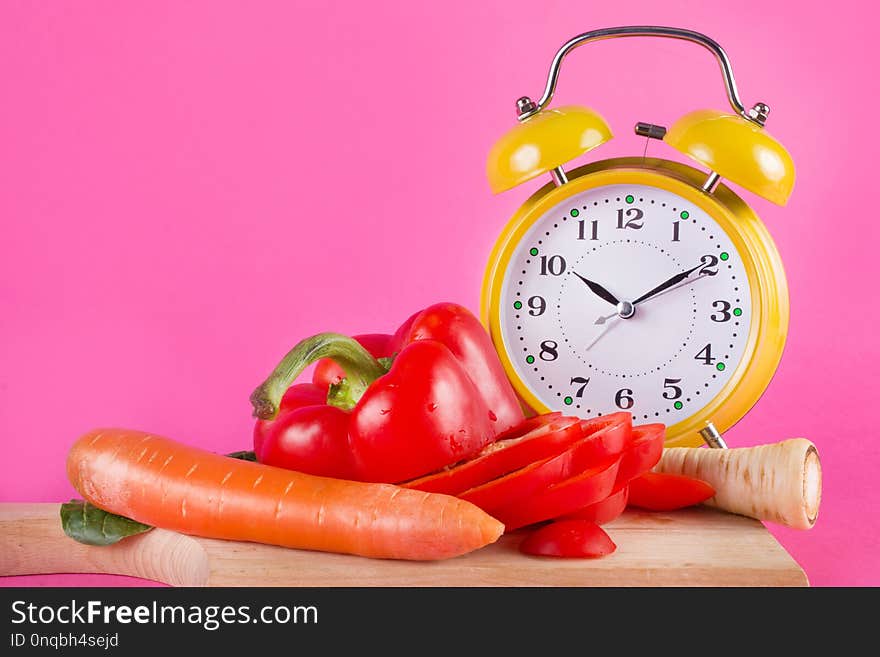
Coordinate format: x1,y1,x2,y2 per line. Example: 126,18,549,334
572,272,620,307
586,316,620,350
594,311,617,326
638,272,710,305
632,263,704,306
591,274,708,327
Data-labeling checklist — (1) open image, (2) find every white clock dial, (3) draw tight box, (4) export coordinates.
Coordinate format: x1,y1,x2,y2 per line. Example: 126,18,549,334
499,184,752,423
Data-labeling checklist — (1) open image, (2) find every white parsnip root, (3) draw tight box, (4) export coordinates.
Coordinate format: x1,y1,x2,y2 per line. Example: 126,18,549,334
655,439,821,529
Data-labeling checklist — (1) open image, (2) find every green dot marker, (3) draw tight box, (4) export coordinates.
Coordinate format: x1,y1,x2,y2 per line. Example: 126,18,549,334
674,401,683,410
529,247,539,256
680,211,689,220
716,362,726,372
720,252,730,261
733,307,743,317
513,301,522,310
570,208,580,218
526,355,535,364
625,195,634,204
564,396,573,406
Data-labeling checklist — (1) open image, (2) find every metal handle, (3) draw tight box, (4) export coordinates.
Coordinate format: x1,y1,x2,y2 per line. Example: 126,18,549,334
517,26,767,125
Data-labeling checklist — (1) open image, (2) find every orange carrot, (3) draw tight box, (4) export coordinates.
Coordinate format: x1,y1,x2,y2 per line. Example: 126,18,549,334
66,428,504,561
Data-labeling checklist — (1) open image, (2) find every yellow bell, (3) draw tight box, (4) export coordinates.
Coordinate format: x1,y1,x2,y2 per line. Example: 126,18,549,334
665,109,795,206
486,105,612,193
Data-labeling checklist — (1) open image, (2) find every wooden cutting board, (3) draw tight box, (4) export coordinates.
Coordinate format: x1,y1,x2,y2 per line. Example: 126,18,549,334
0,503,807,586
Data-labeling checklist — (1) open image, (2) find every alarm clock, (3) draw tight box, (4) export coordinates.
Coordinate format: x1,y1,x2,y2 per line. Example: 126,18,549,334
481,27,794,447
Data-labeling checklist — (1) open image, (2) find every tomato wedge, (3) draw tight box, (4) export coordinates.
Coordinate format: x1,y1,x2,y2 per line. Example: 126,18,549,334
491,455,621,531
561,484,629,525
627,472,715,511
614,423,666,485
456,414,632,515
518,520,616,558
401,415,584,495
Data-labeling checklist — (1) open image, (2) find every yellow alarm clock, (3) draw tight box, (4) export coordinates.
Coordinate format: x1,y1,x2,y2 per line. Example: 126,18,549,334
481,27,794,448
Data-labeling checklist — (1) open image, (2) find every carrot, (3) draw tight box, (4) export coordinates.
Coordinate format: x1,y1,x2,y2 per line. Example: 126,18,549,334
654,438,821,529
66,428,504,560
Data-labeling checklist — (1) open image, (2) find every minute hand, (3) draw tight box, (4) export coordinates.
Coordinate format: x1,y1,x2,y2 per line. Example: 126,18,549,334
632,263,702,306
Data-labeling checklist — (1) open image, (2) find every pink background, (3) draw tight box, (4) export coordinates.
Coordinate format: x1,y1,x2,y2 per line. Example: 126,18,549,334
2,1,877,586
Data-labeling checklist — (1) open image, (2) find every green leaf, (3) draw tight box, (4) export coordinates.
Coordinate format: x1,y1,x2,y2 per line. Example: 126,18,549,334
61,451,256,546
60,499,152,546
226,450,257,461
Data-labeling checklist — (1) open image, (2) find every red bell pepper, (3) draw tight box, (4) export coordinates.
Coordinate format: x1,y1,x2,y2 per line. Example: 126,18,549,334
493,411,563,442
253,383,357,479
627,472,715,511
401,415,583,496
561,484,629,525
570,413,633,468
456,441,582,514
312,334,393,390
455,413,631,514
390,302,524,433
491,456,621,531
251,304,524,483
518,520,617,558
614,423,666,485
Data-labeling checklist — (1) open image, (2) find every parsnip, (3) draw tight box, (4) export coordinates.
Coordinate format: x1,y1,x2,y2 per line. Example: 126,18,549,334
654,439,821,529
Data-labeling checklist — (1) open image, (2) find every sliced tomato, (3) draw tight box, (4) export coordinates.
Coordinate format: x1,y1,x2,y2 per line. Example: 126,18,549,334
518,520,616,558
628,472,715,511
614,423,666,486
455,414,632,514
491,455,621,531
561,484,629,525
401,415,583,495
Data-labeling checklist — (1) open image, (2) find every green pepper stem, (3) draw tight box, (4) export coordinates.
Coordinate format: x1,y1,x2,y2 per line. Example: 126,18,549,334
250,333,388,419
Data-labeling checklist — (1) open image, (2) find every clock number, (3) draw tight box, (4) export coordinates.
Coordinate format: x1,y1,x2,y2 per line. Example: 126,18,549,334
695,343,716,365
539,255,567,276
570,376,590,398
616,208,644,230
578,220,599,241
527,295,546,316
699,254,719,276
662,378,683,400
539,340,558,361
711,300,732,322
614,388,634,410
672,221,680,242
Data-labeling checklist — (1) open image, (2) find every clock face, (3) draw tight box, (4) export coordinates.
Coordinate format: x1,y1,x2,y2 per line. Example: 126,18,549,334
498,183,752,424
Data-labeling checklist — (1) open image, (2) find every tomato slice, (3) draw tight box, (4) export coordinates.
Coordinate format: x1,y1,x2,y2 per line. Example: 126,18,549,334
518,520,616,558
627,472,715,511
614,423,666,486
561,484,629,525
455,414,632,514
491,455,621,531
401,415,583,495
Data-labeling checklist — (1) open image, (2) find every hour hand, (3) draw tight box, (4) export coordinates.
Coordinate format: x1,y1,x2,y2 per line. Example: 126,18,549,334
572,272,620,307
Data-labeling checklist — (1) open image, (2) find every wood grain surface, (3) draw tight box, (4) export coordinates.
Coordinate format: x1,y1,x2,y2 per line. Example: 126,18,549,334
0,503,808,587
